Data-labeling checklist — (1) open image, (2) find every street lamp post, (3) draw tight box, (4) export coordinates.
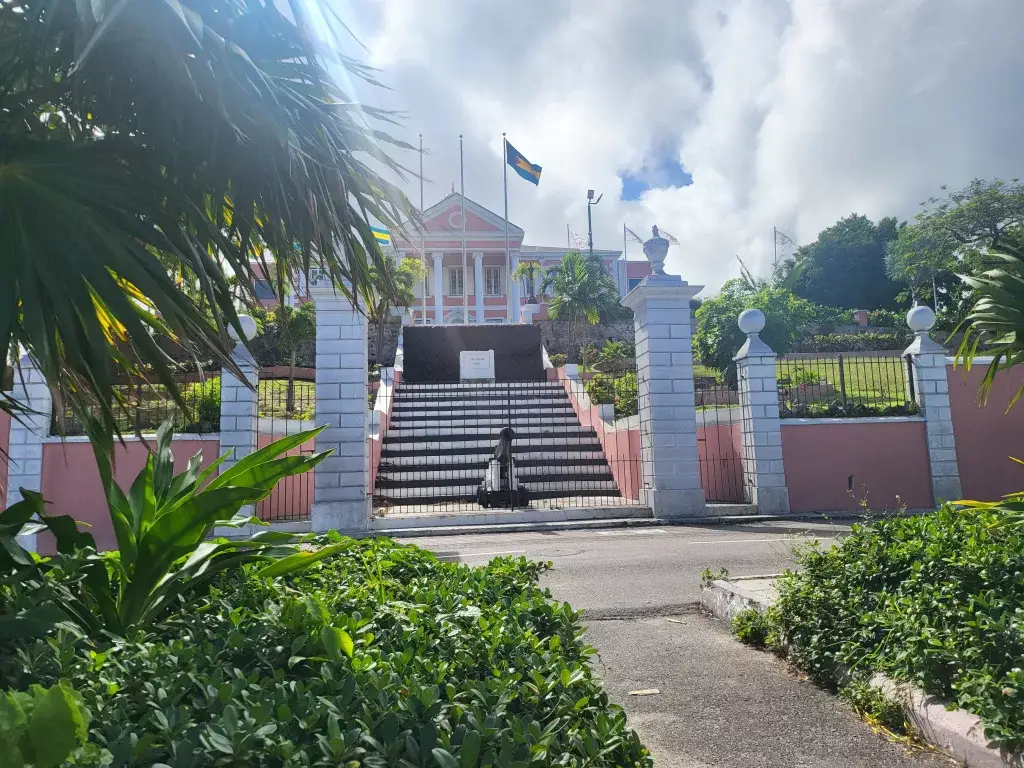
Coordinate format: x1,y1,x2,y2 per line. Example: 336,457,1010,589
586,189,602,259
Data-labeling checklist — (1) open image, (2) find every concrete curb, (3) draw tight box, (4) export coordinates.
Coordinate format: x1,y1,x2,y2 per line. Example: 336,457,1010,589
701,579,1024,768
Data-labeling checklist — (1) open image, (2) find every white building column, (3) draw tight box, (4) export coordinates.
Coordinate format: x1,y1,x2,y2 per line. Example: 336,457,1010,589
621,273,706,518
309,272,370,532
734,309,790,514
509,251,521,323
473,252,485,323
432,253,444,324
219,315,259,483
4,354,50,553
904,306,962,504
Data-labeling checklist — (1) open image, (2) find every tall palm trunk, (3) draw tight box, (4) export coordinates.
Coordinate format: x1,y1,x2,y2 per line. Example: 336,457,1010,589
286,348,297,413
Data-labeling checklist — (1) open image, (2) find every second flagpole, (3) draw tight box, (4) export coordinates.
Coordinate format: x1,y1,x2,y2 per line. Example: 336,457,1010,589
460,134,468,324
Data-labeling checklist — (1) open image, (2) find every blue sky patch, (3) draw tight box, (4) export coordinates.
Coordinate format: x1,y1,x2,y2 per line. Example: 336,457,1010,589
620,155,692,201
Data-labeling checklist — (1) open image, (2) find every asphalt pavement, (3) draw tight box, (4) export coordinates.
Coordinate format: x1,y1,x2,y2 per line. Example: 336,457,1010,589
403,521,951,768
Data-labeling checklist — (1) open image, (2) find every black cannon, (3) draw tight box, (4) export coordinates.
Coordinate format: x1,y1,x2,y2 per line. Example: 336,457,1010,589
476,427,528,508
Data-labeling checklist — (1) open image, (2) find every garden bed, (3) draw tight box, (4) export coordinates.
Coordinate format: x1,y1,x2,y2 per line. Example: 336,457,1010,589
1,538,652,766
768,506,1024,754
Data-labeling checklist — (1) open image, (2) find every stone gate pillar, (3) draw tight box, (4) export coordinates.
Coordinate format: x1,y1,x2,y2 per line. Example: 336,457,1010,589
4,354,50,552
904,306,962,504
734,309,790,513
309,272,370,532
621,235,705,518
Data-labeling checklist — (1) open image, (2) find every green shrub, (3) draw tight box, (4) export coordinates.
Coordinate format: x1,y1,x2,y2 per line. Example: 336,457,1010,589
584,372,638,418
2,539,652,766
185,376,221,430
795,332,911,353
778,400,919,419
731,607,770,648
867,309,904,328
0,682,97,767
768,504,1024,750
840,680,909,736
549,352,568,368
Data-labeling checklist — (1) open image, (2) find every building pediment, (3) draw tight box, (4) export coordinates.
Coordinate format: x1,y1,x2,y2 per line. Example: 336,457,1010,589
398,193,523,242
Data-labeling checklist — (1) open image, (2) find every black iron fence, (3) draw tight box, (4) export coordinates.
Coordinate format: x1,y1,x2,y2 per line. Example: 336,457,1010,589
255,374,316,521
51,377,221,436
777,352,918,418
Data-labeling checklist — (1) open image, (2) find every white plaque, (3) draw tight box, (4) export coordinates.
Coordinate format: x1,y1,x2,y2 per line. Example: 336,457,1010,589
460,350,495,380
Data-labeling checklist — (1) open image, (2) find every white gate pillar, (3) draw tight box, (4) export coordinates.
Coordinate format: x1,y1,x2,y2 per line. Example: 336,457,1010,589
219,316,260,520
309,273,370,532
734,309,790,513
904,306,962,505
621,248,705,518
5,355,51,552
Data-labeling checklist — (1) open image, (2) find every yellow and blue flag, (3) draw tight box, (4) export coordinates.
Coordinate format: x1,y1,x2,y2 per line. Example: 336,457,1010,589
506,141,542,185
370,226,391,246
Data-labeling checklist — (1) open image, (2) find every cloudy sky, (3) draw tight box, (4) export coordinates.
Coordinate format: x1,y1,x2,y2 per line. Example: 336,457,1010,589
333,0,1024,292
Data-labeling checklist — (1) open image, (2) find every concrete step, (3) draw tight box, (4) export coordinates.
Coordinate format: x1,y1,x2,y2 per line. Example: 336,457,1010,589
390,405,576,417
389,416,582,430
386,425,596,441
377,464,615,485
381,450,609,466
393,395,570,408
381,436,605,454
399,381,563,391
375,479,621,501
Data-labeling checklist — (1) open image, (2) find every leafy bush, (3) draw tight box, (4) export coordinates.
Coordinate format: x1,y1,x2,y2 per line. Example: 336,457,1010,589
768,504,1024,750
778,400,919,419
839,681,909,736
595,340,634,373
184,377,221,430
795,332,911,353
549,352,568,369
867,309,904,329
0,422,338,638
584,372,638,418
2,539,652,766
0,682,96,767
731,607,770,649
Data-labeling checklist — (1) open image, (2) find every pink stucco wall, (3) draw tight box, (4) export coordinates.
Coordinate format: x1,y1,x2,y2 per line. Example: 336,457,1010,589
782,420,932,513
555,368,642,501
947,363,1024,501
254,434,314,522
697,423,745,502
38,437,221,554
369,370,402,494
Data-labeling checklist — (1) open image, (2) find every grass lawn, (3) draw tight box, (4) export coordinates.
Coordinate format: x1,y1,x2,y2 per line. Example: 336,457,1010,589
257,378,316,420
777,354,912,410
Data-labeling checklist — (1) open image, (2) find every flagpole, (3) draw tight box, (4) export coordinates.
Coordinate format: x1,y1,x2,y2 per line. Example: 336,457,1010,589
460,134,468,324
567,224,571,248
622,223,628,296
503,132,510,323
420,134,427,324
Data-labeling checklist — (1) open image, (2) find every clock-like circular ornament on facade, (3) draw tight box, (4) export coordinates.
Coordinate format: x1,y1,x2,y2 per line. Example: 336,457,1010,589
447,210,464,229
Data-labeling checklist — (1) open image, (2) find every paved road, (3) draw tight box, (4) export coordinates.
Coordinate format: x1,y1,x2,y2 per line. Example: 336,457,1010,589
404,521,949,768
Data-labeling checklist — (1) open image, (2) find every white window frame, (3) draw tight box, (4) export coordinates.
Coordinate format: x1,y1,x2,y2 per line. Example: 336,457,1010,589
448,266,464,297
485,266,502,296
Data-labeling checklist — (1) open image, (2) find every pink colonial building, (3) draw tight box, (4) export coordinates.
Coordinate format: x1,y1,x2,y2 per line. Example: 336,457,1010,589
393,193,652,324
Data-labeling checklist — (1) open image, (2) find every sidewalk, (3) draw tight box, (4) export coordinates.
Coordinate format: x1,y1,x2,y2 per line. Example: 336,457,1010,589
584,609,950,767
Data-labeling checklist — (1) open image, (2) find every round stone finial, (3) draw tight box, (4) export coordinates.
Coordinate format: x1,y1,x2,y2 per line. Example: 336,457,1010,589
229,314,258,342
906,305,936,333
738,308,766,335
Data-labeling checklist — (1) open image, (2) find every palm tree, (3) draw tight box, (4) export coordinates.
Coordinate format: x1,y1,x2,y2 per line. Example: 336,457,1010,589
512,260,545,303
0,0,411,437
540,251,620,369
954,229,1024,407
268,304,316,414
363,254,426,365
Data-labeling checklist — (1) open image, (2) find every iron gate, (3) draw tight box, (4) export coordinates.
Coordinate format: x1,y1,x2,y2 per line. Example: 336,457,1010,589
694,374,748,503
256,371,315,521
373,375,648,515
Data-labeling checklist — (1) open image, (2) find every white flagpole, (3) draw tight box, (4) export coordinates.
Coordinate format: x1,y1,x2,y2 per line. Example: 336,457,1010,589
503,133,510,323
419,134,427,324
460,134,468,324
567,224,571,248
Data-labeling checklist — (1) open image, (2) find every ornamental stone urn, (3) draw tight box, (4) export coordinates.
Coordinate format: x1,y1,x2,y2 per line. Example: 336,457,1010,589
642,226,669,275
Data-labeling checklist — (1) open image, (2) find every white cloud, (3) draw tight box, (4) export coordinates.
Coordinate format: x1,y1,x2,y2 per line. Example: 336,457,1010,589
341,0,1024,293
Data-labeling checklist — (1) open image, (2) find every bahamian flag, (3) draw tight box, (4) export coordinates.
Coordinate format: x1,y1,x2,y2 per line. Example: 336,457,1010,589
370,226,391,246
506,141,542,185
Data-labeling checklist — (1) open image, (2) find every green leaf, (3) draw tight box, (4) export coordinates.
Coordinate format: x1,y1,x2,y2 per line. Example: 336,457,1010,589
432,748,459,768
460,730,481,768
26,683,89,768
321,626,354,660
258,543,350,578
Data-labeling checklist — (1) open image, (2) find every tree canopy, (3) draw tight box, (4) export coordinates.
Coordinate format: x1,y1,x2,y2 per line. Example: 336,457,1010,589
786,214,901,310
541,251,620,364
694,280,826,375
1,0,412,437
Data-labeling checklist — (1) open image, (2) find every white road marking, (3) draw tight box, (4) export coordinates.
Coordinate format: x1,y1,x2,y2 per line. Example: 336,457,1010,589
596,529,668,536
438,549,527,560
684,537,832,545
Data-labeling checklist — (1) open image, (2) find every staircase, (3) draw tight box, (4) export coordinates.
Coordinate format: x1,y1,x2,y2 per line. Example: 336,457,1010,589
375,380,622,508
